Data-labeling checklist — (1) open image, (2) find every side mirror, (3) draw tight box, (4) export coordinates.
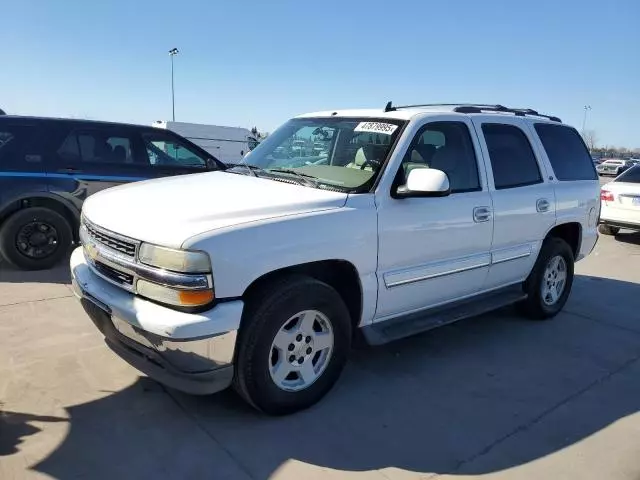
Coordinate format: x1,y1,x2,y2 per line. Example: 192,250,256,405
395,168,450,198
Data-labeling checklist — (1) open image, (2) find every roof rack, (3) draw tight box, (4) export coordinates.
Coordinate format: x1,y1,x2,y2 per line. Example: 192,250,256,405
383,102,561,122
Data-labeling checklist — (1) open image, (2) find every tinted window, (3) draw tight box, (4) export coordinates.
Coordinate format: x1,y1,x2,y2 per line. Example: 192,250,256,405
615,165,640,183
0,124,42,171
57,133,80,161
58,130,136,164
141,131,208,168
399,121,480,193
535,124,597,181
482,124,542,189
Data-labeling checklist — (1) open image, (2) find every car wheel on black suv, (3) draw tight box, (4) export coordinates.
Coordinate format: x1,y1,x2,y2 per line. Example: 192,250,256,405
0,207,73,270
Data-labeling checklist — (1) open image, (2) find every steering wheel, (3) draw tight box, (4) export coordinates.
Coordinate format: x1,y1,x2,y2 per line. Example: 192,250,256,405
360,159,381,171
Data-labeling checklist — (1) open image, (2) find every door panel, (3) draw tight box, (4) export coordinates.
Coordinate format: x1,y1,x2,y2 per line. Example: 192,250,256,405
471,117,556,290
376,192,493,318
375,116,493,320
44,124,149,213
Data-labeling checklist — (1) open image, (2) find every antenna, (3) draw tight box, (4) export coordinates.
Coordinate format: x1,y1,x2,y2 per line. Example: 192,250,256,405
384,101,395,112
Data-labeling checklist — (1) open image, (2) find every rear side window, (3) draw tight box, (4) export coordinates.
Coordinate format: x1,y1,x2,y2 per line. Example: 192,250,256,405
534,124,597,181
0,124,42,171
482,124,542,189
615,165,640,183
57,130,136,164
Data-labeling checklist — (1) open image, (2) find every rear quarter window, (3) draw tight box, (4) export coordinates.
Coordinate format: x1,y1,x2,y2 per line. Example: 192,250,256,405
534,124,597,181
0,124,43,172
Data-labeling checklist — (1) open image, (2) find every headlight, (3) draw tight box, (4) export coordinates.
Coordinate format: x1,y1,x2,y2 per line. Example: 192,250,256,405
138,243,211,273
137,279,214,308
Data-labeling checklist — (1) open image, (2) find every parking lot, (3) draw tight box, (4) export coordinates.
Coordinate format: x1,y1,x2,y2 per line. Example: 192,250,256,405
1,181,640,479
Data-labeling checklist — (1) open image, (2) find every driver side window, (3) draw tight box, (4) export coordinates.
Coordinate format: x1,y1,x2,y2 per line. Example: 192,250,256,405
399,121,480,193
141,132,208,168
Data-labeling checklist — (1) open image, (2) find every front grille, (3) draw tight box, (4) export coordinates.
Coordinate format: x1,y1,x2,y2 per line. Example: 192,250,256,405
93,260,134,286
86,223,137,257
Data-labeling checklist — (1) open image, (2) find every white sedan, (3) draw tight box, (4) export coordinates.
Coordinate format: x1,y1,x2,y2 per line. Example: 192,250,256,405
596,159,634,176
599,165,640,235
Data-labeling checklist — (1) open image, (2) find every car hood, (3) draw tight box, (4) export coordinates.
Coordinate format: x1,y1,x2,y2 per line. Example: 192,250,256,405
82,171,348,248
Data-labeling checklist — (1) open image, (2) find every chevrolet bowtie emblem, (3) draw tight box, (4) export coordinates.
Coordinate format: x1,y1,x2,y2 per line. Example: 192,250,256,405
85,242,99,261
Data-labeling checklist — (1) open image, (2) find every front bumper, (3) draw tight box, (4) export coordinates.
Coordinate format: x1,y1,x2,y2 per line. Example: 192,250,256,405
70,247,243,395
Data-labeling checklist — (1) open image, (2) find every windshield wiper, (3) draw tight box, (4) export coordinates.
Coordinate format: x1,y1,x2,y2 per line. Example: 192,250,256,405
267,168,319,187
227,163,265,177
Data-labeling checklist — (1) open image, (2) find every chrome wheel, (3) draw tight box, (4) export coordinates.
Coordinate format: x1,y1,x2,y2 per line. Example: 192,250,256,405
269,310,334,392
541,255,567,306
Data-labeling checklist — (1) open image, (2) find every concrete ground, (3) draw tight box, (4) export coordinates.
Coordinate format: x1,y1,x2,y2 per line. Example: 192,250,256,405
1,218,639,476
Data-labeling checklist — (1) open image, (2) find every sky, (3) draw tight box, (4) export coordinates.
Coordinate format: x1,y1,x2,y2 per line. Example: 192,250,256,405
2,0,639,148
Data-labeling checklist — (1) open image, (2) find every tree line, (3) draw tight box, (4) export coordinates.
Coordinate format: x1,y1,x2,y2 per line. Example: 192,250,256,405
582,130,639,158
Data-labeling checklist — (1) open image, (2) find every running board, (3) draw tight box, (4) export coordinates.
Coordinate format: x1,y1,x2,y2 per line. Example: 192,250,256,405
362,286,527,345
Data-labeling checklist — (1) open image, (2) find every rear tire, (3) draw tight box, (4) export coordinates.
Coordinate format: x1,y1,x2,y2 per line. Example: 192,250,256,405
0,208,73,270
518,237,574,320
598,224,620,236
233,275,351,415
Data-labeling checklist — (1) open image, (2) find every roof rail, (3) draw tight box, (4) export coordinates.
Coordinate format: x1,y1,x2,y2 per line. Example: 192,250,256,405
383,102,561,122
453,105,562,122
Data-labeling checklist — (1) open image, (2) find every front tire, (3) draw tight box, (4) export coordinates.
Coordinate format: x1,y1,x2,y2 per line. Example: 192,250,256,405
0,207,73,270
234,275,352,415
518,237,574,320
598,224,620,236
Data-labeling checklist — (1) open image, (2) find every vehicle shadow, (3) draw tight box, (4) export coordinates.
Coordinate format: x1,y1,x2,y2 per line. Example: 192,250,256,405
614,230,640,246
24,275,640,478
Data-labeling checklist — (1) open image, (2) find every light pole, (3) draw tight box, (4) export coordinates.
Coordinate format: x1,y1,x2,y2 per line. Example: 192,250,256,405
169,48,179,121
582,105,592,133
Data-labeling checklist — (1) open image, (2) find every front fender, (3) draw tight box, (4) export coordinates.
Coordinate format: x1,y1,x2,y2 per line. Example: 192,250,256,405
183,195,379,325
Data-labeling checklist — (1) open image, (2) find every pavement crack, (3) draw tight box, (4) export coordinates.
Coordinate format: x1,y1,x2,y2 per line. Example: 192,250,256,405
158,385,256,480
565,308,640,336
0,294,74,309
451,353,640,473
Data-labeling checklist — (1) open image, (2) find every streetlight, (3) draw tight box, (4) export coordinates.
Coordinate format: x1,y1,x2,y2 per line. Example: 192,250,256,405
582,105,592,133
169,48,179,122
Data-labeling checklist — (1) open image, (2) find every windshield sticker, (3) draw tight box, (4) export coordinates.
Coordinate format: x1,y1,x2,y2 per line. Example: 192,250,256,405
354,122,398,135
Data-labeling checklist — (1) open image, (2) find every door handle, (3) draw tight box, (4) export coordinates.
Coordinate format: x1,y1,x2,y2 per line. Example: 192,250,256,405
536,198,551,213
473,206,492,223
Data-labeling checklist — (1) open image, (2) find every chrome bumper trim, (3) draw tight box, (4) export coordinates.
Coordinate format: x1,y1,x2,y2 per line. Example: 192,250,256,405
112,316,237,372
80,225,211,292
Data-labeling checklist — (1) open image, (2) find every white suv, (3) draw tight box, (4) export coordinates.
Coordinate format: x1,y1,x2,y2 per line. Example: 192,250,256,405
71,103,600,414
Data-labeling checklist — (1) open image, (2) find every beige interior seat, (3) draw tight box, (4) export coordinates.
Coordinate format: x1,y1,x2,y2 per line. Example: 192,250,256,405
346,147,373,171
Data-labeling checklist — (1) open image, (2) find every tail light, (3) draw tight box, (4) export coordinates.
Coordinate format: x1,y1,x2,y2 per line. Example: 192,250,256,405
601,190,614,202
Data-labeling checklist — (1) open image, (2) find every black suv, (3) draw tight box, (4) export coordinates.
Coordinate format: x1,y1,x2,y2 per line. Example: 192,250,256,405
0,116,224,270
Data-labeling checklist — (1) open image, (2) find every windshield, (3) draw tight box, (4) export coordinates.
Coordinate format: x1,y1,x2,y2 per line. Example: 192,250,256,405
239,117,405,191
